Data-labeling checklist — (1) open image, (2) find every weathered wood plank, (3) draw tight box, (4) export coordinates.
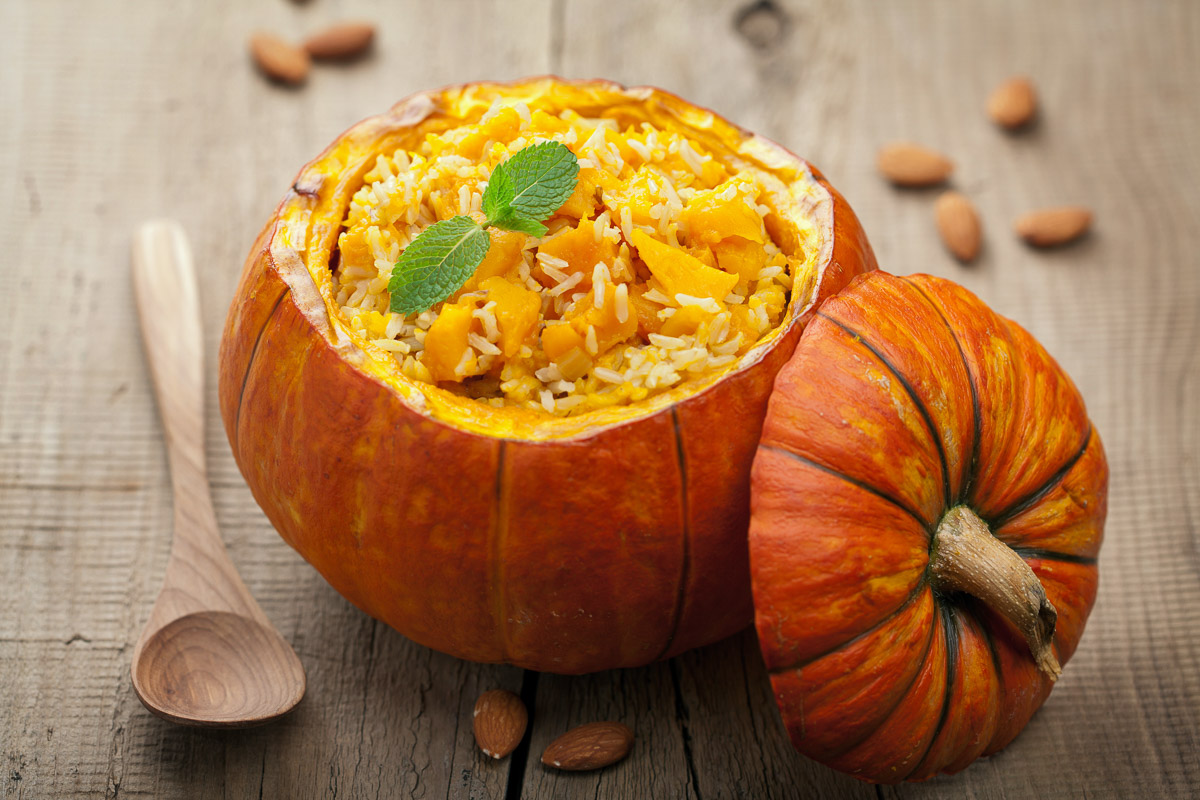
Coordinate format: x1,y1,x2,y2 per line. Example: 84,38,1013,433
1,1,548,798
670,631,873,799
550,0,1200,798
2,0,1199,798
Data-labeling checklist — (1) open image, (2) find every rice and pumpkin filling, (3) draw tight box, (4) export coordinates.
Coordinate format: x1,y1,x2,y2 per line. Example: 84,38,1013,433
331,99,807,416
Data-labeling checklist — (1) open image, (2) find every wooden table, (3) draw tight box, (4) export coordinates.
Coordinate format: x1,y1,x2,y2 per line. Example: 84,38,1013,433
3,1,1198,797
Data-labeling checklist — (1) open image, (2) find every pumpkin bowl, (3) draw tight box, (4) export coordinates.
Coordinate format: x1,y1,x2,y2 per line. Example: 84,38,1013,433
218,78,876,673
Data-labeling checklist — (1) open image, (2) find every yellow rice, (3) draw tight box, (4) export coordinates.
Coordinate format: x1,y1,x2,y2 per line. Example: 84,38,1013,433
333,99,806,416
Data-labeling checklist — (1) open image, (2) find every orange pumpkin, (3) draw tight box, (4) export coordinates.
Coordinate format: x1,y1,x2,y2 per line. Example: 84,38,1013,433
750,272,1107,781
218,78,876,673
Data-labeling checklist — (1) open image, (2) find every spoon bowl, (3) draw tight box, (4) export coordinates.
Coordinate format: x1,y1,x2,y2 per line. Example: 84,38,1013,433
133,611,305,727
130,220,305,727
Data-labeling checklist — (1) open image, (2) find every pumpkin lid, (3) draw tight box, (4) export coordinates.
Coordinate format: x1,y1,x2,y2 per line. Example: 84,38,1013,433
748,270,1107,783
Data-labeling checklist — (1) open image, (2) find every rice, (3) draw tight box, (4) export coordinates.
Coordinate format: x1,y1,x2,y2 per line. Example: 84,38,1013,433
641,288,671,306
593,367,625,384
619,207,634,241
384,313,406,339
547,272,584,297
756,265,784,281
627,138,651,161
675,294,722,313
648,333,685,349
469,333,501,356
614,283,629,324
330,100,811,417
372,338,411,353
593,262,610,308
713,336,741,356
473,303,500,341
678,139,705,175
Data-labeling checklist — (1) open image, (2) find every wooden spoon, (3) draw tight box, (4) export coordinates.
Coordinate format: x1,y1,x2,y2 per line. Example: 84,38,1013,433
130,220,305,727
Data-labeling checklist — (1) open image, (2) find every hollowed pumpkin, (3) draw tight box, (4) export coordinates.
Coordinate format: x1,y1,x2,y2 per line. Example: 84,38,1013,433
750,271,1107,781
218,78,876,673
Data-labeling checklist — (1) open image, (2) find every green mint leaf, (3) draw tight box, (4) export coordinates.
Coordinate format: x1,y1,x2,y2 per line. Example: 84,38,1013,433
388,216,490,314
487,140,579,223
384,142,580,316
488,213,548,237
481,167,514,222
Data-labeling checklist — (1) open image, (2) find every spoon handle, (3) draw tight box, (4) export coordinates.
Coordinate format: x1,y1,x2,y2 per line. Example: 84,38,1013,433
132,221,260,623
133,220,205,471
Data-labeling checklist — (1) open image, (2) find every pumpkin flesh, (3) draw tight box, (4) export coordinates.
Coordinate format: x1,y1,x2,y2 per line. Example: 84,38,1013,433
331,111,802,415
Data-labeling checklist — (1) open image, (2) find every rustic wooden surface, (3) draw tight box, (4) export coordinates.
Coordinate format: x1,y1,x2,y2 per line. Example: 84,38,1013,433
2,0,1198,797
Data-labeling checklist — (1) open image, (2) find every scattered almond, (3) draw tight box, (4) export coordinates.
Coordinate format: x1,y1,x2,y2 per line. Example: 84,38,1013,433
304,22,377,60
541,721,634,771
249,32,310,85
988,77,1038,130
877,142,954,187
935,191,982,262
473,690,528,759
1014,207,1093,247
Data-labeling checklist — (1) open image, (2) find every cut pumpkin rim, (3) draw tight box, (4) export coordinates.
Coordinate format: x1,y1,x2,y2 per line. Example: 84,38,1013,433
254,77,840,442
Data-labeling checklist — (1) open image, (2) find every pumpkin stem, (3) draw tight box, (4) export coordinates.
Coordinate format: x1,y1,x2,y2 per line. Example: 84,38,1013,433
930,506,1062,681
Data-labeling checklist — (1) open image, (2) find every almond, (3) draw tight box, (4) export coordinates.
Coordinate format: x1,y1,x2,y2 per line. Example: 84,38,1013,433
1014,206,1093,247
304,22,376,60
988,77,1038,130
249,32,310,85
541,721,634,771
877,142,954,187
935,191,982,262
473,690,527,759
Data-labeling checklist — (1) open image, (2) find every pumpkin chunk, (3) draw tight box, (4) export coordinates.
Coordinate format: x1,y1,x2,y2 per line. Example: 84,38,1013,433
478,230,527,281
627,285,664,338
423,300,478,382
606,168,665,229
661,304,715,338
728,304,758,348
558,173,599,219
480,277,540,358
713,236,769,283
555,347,594,381
536,220,618,287
631,230,739,303
682,181,766,246
457,107,524,160
685,244,719,270
360,310,389,339
541,323,586,362
565,287,639,356
457,229,527,297
338,228,373,272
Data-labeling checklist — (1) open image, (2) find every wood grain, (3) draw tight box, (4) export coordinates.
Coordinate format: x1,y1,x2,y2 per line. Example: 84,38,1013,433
2,0,1198,797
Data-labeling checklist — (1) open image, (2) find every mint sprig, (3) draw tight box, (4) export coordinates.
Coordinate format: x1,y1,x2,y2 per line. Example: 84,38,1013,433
388,140,579,315
488,213,549,237
485,140,580,222
387,216,491,315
